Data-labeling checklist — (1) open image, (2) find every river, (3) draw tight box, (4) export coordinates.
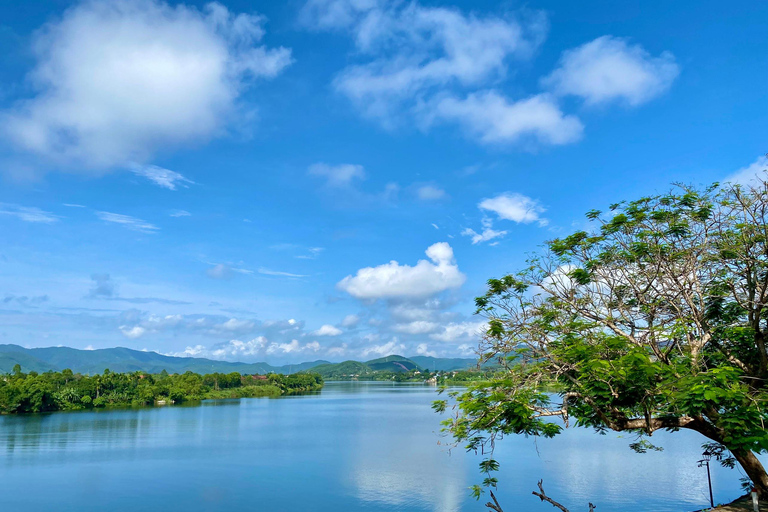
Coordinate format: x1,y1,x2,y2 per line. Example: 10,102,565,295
0,382,753,511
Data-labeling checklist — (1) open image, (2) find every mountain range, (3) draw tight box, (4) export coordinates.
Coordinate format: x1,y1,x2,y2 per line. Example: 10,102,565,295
0,344,477,375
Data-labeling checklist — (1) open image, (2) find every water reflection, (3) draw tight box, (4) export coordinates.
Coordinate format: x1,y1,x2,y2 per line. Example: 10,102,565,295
0,382,760,512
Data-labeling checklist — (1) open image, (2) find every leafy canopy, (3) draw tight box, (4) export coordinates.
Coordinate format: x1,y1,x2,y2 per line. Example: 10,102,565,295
436,176,768,495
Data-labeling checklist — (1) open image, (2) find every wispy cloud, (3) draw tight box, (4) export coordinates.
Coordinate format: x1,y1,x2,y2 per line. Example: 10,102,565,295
462,218,508,244
0,203,60,223
96,211,159,233
308,163,365,187
258,267,307,278
169,209,191,217
129,164,194,190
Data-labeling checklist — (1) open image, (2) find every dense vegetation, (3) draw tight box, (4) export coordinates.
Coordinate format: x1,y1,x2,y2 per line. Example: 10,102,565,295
0,365,323,414
436,177,768,499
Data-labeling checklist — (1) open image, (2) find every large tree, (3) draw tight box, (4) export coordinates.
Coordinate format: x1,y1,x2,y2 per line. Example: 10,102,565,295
436,176,768,498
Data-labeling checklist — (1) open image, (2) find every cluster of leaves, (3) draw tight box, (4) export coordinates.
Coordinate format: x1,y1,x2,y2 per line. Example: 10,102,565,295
436,176,768,497
0,365,324,414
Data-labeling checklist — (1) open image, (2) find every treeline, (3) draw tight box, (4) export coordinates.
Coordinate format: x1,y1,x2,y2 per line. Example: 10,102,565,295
0,365,323,414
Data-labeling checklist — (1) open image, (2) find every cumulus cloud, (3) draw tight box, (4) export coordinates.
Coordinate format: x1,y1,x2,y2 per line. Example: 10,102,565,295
119,325,146,338
725,155,768,186
0,203,60,223
544,36,679,106
392,321,439,334
337,242,465,300
96,211,160,233
129,164,194,190
430,91,583,145
415,342,437,357
313,324,343,336
308,163,366,187
174,336,325,359
479,192,547,225
306,0,545,117
302,0,565,146
360,338,406,358
429,320,487,342
2,0,292,174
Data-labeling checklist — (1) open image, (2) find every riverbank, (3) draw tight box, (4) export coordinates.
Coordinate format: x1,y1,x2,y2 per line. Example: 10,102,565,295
708,494,768,511
0,368,323,414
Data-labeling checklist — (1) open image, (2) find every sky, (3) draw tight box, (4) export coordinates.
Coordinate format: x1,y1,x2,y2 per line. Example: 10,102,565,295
0,0,766,363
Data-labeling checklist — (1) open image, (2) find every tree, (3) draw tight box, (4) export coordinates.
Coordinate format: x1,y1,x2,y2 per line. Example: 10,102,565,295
437,176,768,498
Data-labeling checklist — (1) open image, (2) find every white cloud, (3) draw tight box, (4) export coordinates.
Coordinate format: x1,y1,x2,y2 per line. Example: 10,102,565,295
725,155,768,186
308,163,366,187
303,0,559,146
170,209,191,217
313,324,343,336
415,342,437,357
2,0,292,174
0,203,60,223
392,321,439,334
431,91,583,145
341,314,360,328
544,36,679,106
479,192,547,225
429,320,487,342
360,338,406,358
129,164,194,190
214,318,256,333
416,185,446,201
171,336,328,360
315,1,545,116
257,267,307,278
119,325,146,338
327,343,348,357
337,242,465,300
461,217,507,245
96,211,159,233
177,344,208,357
84,344,95,350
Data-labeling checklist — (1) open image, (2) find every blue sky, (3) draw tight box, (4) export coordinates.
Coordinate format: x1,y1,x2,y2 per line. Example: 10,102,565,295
0,0,765,363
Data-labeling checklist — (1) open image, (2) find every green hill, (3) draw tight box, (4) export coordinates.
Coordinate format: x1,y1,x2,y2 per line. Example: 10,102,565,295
365,355,421,372
310,360,372,379
0,344,329,375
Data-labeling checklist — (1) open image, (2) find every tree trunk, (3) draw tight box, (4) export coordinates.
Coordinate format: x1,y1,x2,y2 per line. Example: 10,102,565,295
733,448,768,497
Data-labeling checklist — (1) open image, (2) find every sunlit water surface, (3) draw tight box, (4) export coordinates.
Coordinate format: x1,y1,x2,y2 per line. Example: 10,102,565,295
0,382,757,511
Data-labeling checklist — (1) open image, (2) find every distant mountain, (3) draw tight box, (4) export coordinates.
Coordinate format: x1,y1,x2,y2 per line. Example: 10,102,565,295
409,356,477,372
0,344,478,376
0,344,329,375
308,355,477,379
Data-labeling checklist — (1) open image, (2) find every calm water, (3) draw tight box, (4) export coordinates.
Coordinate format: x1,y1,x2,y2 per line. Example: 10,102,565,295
0,382,756,511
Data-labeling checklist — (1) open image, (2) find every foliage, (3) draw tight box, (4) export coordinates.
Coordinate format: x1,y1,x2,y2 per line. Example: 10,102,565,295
0,368,323,414
438,176,768,496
